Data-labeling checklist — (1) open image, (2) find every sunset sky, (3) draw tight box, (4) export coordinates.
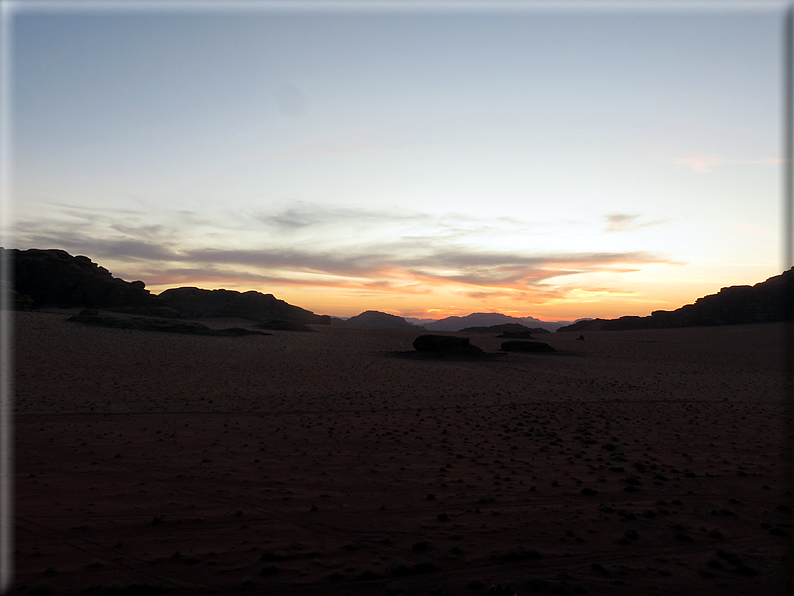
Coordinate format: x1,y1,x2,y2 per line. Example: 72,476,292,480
5,1,787,320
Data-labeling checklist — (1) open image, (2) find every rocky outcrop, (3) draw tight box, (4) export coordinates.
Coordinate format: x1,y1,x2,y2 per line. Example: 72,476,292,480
413,334,483,354
158,287,329,324
499,331,537,339
555,319,605,333
335,310,419,329
6,248,331,326
557,268,794,332
500,340,556,353
6,248,168,311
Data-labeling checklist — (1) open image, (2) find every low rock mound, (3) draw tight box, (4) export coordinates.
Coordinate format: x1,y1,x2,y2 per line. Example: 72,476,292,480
500,340,556,353
67,313,270,337
413,334,483,354
498,330,537,339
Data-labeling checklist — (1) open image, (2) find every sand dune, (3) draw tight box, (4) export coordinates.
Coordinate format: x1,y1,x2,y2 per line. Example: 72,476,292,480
11,310,793,595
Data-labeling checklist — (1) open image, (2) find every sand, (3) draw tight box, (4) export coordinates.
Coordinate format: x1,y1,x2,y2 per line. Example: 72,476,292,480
10,310,794,595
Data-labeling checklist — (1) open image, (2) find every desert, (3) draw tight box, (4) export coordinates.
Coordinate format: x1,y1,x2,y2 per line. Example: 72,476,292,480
10,309,793,595
10,11,790,595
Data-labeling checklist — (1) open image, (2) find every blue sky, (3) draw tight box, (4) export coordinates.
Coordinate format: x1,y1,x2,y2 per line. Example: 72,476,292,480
5,1,787,319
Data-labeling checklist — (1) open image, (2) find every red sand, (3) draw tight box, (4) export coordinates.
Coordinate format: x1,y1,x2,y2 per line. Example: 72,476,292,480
10,311,794,595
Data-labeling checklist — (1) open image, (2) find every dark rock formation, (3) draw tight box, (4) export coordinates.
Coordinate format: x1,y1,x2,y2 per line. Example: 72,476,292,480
158,287,329,324
413,334,483,354
498,330,538,339
557,268,794,332
67,313,270,336
500,340,556,353
6,248,167,311
6,248,330,326
556,319,606,333
335,310,419,329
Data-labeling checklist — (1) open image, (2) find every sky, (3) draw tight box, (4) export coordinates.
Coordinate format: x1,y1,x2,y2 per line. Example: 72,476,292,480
3,0,788,320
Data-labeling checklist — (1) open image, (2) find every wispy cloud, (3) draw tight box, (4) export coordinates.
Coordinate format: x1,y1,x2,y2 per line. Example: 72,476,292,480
12,202,679,300
604,213,665,233
250,201,531,243
251,201,422,230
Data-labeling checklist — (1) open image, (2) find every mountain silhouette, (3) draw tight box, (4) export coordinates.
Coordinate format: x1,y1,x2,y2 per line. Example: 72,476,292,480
557,268,794,332
8,248,329,325
334,310,420,329
423,312,570,332
6,248,167,312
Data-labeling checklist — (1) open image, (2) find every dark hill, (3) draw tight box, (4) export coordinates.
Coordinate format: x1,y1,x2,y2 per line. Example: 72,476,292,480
334,310,419,329
557,268,794,332
6,248,168,312
158,287,329,324
6,248,330,326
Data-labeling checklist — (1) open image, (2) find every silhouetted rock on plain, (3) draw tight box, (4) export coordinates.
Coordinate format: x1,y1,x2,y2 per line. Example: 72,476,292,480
557,268,794,332
499,330,540,339
413,334,483,354
67,313,270,336
500,340,556,353
6,248,167,311
158,287,329,324
335,310,419,329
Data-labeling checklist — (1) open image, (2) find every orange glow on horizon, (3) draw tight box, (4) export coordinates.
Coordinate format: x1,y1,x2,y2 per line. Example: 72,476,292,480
126,258,764,324
142,274,700,322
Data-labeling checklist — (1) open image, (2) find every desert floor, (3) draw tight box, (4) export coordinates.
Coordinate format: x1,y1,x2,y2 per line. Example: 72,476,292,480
9,311,794,595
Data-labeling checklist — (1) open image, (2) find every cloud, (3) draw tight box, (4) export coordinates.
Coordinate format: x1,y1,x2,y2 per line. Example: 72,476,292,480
252,201,424,231
463,288,563,301
12,202,679,300
465,290,512,299
13,230,179,263
603,213,665,233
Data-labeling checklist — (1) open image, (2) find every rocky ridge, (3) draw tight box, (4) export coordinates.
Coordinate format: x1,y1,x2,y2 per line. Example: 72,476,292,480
557,268,794,332
7,248,330,327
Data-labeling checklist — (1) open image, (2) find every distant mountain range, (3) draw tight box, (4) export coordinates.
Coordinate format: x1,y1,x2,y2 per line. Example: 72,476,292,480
7,248,792,332
331,311,575,331
332,310,418,329
410,312,576,332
